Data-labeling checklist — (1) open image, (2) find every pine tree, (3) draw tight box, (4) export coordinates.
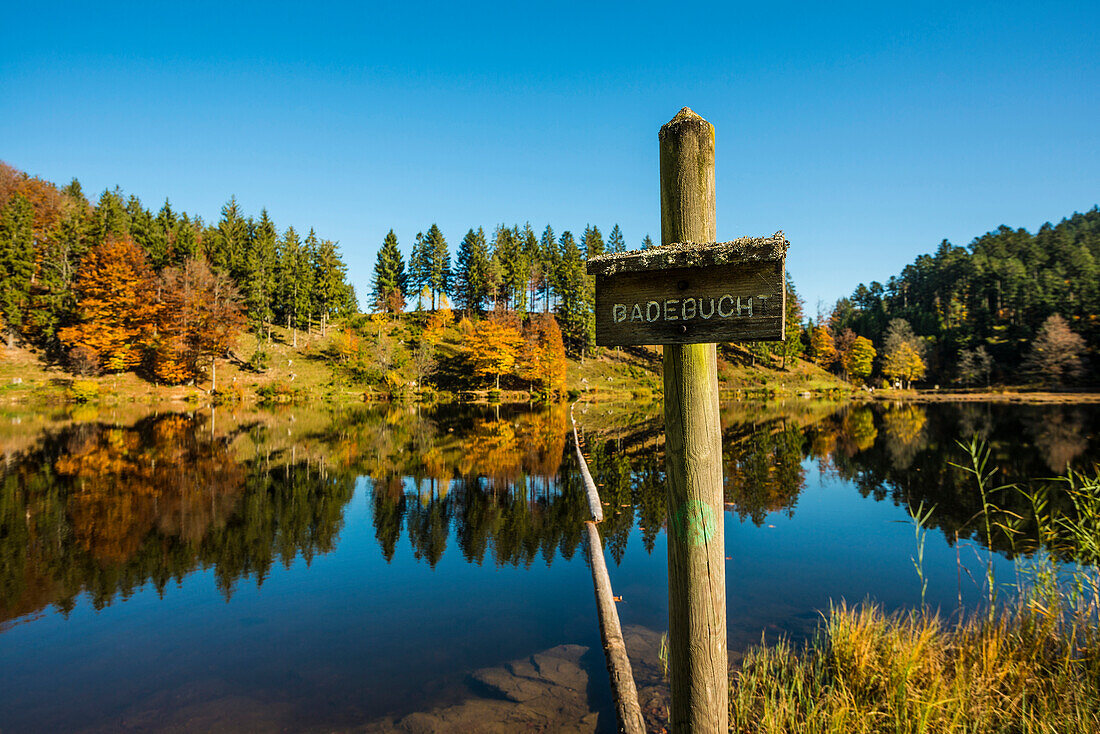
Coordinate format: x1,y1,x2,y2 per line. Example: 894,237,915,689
0,194,35,346
243,209,278,339
89,188,130,247
607,224,625,254
424,224,450,310
273,226,305,345
454,227,489,314
518,223,540,313
207,197,248,279
554,231,593,357
408,232,430,308
301,229,320,333
538,224,557,312
371,229,407,313
313,238,352,336
642,234,654,249
493,224,527,312
582,224,605,259
127,195,167,269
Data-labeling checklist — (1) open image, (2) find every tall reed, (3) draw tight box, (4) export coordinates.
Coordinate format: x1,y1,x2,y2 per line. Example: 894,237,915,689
730,451,1100,734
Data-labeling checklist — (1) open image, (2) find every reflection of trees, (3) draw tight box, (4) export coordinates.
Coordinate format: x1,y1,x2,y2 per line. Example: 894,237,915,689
9,399,1089,622
723,422,807,525
882,404,928,470
828,404,1100,557
1026,408,1087,473
0,414,355,623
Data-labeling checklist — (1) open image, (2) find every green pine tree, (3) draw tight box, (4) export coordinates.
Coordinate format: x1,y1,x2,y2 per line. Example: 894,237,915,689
454,227,489,314
424,223,450,310
0,194,35,346
608,224,625,254
243,209,278,339
555,231,593,356
371,229,407,312
582,224,605,259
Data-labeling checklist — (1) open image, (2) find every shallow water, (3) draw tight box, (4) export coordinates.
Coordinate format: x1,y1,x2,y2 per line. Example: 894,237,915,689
0,400,1096,732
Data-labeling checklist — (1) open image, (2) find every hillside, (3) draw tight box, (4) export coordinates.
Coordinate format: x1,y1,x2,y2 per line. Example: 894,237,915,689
0,314,850,408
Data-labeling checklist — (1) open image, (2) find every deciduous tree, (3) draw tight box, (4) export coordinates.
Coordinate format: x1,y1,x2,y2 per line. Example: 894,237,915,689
843,336,876,385
1023,314,1085,386
466,315,525,390
59,235,157,372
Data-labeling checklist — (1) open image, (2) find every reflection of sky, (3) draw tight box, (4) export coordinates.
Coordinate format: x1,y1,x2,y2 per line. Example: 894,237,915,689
612,459,1016,651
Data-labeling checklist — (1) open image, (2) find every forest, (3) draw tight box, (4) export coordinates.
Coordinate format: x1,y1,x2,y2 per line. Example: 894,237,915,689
4,160,1095,394
0,162,357,384
821,208,1100,386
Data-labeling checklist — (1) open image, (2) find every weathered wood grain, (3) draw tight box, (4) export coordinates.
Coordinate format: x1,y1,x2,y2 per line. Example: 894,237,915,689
585,521,647,734
659,107,729,733
593,260,785,346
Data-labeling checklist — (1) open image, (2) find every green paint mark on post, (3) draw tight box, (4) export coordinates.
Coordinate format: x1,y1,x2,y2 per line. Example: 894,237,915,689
673,499,717,547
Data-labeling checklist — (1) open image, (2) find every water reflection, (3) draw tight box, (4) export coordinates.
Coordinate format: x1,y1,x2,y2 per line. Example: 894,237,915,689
2,401,1098,630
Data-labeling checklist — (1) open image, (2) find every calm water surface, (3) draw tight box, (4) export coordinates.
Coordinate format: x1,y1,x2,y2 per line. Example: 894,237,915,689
0,400,1097,731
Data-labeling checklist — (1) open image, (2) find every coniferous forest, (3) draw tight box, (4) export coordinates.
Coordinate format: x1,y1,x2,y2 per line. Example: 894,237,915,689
821,208,1100,386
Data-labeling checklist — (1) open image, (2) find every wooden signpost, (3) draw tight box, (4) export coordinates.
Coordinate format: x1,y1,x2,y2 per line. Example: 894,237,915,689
587,108,789,733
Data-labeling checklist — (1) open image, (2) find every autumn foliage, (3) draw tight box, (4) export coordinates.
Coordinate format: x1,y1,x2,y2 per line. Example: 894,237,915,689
57,235,243,382
59,236,157,372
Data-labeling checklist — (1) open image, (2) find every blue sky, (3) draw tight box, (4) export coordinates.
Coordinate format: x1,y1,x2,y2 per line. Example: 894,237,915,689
3,1,1097,315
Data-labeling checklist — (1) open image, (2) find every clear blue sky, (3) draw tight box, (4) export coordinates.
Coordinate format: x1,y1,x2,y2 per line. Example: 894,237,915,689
3,1,1097,315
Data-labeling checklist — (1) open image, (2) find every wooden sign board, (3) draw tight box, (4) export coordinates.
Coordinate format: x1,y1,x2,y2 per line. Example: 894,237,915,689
587,233,788,347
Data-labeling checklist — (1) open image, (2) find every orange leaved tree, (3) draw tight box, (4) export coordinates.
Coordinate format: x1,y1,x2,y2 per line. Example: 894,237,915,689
465,315,525,390
152,258,243,386
519,313,567,400
59,235,157,373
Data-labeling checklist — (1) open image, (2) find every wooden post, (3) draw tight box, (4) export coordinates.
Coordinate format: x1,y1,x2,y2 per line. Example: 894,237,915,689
660,107,727,732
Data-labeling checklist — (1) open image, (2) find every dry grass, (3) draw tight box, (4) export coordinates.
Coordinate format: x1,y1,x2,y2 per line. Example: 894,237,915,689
730,463,1100,734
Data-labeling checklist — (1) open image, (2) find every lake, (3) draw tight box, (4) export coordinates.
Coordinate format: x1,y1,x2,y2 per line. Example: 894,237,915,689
1,400,1097,732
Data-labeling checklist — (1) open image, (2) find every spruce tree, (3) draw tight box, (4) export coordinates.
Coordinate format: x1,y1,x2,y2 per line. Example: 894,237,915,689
642,234,653,249
454,227,489,315
127,195,167,269
424,223,450,310
408,232,430,308
209,197,248,279
0,194,35,345
539,224,557,312
371,229,407,312
608,224,625,253
554,231,593,356
521,223,540,312
90,188,130,247
243,209,278,338
313,238,352,336
582,225,605,259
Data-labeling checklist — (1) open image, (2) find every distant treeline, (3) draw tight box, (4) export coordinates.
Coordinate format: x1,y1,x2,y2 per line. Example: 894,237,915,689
370,222,652,357
0,162,357,380
823,208,1100,386
371,224,811,364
